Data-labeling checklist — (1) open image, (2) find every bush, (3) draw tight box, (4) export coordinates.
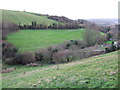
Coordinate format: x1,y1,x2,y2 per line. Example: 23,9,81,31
35,48,53,64
105,42,118,53
19,52,36,65
2,41,18,61
76,40,87,49
52,50,80,64
4,58,14,65
89,50,105,56
52,50,70,63
48,46,58,53
3,52,36,65
110,44,116,52
56,44,66,51
105,47,110,53
95,35,107,45
52,50,92,64
52,47,106,64
64,40,87,49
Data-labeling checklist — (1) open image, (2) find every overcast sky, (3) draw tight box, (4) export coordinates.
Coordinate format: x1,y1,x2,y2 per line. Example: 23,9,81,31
0,0,119,19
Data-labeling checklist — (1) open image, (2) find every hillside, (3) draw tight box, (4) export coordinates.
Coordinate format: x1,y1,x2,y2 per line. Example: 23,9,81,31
1,9,59,26
2,51,118,88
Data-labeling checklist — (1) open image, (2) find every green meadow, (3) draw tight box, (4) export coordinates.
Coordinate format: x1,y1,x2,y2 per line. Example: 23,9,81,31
7,29,86,52
1,9,58,25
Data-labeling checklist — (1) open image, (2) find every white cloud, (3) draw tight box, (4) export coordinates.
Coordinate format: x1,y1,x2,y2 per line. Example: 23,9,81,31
0,0,119,19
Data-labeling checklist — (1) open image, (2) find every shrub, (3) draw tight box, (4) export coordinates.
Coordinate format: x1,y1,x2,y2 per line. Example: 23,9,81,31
3,53,21,65
64,40,73,49
105,42,118,53
52,50,68,63
89,50,105,56
35,48,52,64
56,44,66,51
35,52,43,61
19,52,36,65
4,58,14,65
64,40,87,50
72,51,92,59
3,52,36,65
48,46,58,53
2,41,18,61
52,50,92,64
65,43,71,49
105,47,110,53
77,40,87,49
110,44,116,52
95,35,107,45
52,50,79,64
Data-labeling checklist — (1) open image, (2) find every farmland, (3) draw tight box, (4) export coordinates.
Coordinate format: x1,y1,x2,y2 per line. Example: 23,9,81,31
2,51,118,88
7,29,86,52
1,8,119,89
1,9,58,25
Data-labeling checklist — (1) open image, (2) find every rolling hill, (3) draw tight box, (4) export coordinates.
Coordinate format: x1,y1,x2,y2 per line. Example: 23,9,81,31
2,50,118,88
1,9,59,26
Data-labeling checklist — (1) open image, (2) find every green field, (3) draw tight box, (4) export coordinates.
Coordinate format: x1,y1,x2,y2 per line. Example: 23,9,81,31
1,9,58,25
7,29,86,52
2,51,118,88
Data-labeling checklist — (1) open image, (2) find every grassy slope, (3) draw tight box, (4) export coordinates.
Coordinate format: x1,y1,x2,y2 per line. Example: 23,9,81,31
0,74,1,90
1,9,58,25
2,51,118,88
7,29,85,52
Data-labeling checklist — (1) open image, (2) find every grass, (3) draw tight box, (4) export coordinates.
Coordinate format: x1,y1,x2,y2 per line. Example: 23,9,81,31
0,60,2,90
2,50,119,88
1,9,58,25
7,29,86,52
104,41,113,44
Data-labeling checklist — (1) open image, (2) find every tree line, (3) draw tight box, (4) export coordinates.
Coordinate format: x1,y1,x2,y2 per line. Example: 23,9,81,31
18,21,83,30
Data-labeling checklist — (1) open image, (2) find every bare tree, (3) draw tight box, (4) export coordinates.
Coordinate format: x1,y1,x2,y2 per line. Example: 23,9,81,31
84,29,97,46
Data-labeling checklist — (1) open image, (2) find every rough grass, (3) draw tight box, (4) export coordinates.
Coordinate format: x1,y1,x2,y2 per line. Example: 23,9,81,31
7,29,86,52
2,51,118,88
1,9,58,25
0,60,2,90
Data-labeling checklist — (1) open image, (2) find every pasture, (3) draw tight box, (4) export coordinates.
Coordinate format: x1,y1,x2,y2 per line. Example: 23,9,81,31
1,9,58,25
7,29,86,52
2,51,118,88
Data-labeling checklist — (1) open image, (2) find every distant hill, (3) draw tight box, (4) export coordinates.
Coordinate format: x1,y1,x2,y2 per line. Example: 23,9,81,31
86,18,118,26
1,9,59,26
1,9,107,32
48,16,74,23
47,16,89,25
